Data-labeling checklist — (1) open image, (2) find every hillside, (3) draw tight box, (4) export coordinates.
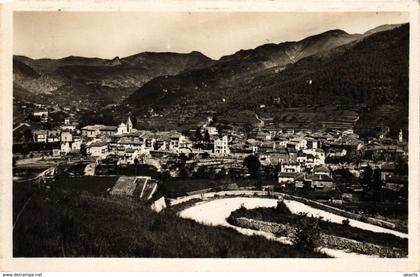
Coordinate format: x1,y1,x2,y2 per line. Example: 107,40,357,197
13,181,327,257
124,24,408,135
13,51,213,109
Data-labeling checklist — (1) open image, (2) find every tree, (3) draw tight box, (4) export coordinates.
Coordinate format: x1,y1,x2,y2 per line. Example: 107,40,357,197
360,165,373,185
134,158,139,176
80,144,87,156
195,128,203,141
291,213,321,252
395,156,408,176
23,129,33,142
243,154,261,179
204,130,210,142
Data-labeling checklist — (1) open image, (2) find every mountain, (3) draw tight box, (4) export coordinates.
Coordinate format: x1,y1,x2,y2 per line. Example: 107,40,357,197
124,24,408,135
363,24,403,36
13,51,213,109
125,29,362,110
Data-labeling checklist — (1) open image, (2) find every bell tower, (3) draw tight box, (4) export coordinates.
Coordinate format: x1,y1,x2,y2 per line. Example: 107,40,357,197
127,116,133,133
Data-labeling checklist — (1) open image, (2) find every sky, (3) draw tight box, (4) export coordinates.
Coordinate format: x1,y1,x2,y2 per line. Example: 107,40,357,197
14,12,408,60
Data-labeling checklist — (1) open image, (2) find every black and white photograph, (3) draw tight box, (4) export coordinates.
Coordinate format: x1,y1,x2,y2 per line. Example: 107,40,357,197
1,0,420,272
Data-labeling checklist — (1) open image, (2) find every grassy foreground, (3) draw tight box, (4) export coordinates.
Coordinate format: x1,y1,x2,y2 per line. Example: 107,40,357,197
13,181,328,258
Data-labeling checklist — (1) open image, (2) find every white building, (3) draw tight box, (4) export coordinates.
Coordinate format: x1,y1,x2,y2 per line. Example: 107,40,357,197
214,136,230,155
60,142,71,155
205,126,218,136
32,130,48,143
117,123,128,135
280,163,302,173
61,131,73,142
169,134,192,152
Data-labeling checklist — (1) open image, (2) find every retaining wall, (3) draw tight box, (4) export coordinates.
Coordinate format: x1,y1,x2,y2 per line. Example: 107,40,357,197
229,216,406,258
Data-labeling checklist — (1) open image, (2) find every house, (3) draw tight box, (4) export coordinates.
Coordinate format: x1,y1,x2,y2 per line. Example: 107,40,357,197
278,172,304,184
52,148,61,157
290,138,307,150
384,175,408,192
280,163,301,173
205,126,218,136
313,165,330,176
287,148,297,163
277,147,289,163
327,148,347,157
87,142,109,159
60,142,71,155
32,130,48,143
314,149,326,165
214,136,230,155
118,148,139,165
169,134,192,152
33,111,48,122
71,138,83,151
306,140,319,149
380,163,395,181
310,174,335,191
82,125,117,138
256,130,272,141
47,130,61,143
296,151,307,163
61,131,73,142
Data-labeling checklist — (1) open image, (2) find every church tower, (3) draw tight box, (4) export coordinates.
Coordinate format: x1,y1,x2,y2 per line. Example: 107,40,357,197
399,129,403,143
127,116,133,133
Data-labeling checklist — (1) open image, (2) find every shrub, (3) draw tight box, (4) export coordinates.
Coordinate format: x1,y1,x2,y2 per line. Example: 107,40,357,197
275,200,292,215
291,213,321,252
342,218,350,226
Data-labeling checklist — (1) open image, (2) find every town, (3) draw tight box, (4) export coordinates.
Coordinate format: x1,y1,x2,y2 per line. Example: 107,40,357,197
13,101,408,226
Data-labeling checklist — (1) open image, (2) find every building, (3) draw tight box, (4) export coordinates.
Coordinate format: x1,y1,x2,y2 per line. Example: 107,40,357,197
214,136,230,155
61,131,73,142
278,172,304,184
60,142,71,155
33,111,48,122
47,130,61,143
205,126,218,136
384,175,408,192
82,125,117,138
295,174,335,191
32,130,48,143
313,165,330,176
169,134,192,152
117,123,128,135
280,163,301,173
87,142,109,159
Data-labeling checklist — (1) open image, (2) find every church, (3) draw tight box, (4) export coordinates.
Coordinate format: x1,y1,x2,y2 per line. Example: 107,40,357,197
117,116,134,135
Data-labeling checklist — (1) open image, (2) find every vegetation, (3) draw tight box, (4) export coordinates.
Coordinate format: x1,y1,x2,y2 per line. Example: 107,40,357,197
13,181,328,257
291,214,321,252
229,205,407,249
243,155,261,179
122,25,408,135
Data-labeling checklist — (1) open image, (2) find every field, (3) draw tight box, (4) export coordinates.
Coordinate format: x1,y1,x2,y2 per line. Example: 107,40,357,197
13,181,328,257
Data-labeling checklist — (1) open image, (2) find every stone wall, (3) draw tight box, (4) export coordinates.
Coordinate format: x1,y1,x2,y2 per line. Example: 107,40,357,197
229,216,407,258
